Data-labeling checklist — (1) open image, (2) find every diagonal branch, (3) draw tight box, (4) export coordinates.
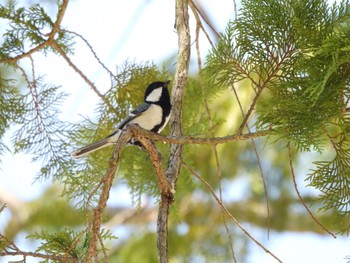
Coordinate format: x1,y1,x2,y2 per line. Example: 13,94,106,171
288,143,336,239
51,41,116,113
190,0,221,41
188,0,215,48
84,128,133,262
192,14,236,261
182,162,283,263
61,29,116,78
133,127,174,195
232,84,270,238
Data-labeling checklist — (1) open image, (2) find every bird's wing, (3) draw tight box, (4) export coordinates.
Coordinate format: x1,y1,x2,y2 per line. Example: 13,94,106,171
116,103,150,129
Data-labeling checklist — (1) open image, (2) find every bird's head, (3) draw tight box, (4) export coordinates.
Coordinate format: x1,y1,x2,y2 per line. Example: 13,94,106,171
144,80,171,104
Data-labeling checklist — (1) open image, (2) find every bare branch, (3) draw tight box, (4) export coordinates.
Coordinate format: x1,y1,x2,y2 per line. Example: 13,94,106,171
189,0,215,48
84,128,133,262
236,86,264,134
193,17,236,261
182,162,283,263
232,84,270,238
51,41,116,113
130,125,271,145
133,128,174,195
62,29,116,79
288,143,336,239
191,0,221,41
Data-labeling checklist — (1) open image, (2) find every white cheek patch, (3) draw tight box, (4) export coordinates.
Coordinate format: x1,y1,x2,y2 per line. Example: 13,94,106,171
129,104,163,130
145,87,162,102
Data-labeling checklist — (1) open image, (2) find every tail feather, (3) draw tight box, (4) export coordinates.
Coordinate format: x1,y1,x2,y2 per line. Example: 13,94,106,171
72,138,113,158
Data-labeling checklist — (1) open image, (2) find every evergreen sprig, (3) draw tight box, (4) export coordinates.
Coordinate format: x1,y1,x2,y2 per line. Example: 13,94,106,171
0,0,74,59
206,0,350,232
11,79,73,180
27,228,114,262
206,0,350,151
0,74,23,159
307,134,350,234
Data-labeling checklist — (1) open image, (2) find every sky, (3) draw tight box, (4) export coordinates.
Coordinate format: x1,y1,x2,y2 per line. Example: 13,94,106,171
1,0,349,262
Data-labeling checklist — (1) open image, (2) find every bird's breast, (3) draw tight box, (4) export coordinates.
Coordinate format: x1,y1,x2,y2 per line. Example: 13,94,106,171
129,104,163,131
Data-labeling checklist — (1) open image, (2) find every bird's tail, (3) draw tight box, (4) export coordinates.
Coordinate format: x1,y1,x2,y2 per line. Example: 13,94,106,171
71,138,113,158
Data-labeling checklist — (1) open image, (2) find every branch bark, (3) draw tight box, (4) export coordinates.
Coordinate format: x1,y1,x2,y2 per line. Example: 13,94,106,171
128,125,271,145
157,1,190,262
84,128,132,262
133,129,174,195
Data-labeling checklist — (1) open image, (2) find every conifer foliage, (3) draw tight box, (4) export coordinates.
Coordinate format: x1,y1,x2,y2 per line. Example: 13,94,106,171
207,0,350,233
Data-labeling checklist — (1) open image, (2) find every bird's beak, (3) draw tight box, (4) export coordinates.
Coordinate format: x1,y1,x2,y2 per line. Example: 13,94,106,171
164,80,171,87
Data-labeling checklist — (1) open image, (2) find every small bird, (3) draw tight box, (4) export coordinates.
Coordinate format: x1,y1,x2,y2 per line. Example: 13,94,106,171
72,80,171,158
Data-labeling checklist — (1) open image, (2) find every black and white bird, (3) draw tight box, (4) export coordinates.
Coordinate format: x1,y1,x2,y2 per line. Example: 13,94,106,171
72,80,171,158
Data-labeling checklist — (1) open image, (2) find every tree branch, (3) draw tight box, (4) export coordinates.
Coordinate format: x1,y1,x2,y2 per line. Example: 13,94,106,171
133,128,174,195
288,143,336,239
51,41,116,113
0,0,115,114
129,125,271,145
0,234,75,262
84,128,132,262
182,162,283,263
157,0,191,262
0,0,69,64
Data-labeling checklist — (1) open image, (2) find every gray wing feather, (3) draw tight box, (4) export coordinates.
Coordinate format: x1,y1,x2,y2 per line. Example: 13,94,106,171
72,103,150,158
116,103,150,129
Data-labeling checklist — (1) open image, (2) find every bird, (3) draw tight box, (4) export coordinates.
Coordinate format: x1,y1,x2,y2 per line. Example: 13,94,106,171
71,80,171,158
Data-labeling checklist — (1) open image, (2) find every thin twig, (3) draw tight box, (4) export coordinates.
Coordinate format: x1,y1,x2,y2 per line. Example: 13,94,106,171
98,233,108,262
188,0,215,48
191,0,221,41
51,41,116,114
236,44,296,135
85,180,103,219
288,143,336,239
193,16,236,262
62,29,116,79
231,84,270,239
182,162,283,263
236,86,264,134
63,227,90,262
